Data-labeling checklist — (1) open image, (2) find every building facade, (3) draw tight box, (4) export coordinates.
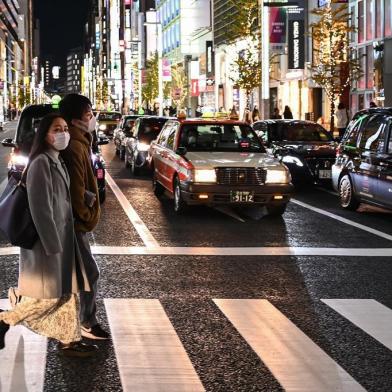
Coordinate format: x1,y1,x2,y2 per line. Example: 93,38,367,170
66,47,83,94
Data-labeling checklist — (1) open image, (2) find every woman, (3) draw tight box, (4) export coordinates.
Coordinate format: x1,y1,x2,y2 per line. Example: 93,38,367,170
271,107,281,119
335,102,349,138
0,114,97,357
283,105,293,119
252,106,260,122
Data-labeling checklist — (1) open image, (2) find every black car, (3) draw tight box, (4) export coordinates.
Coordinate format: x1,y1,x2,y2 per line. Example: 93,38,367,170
113,115,141,160
124,116,171,175
332,107,392,211
1,104,109,203
253,120,337,185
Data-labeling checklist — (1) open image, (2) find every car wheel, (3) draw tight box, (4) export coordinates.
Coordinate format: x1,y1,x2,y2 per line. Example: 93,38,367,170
339,174,360,210
124,150,130,168
131,155,141,176
266,204,287,216
119,147,125,160
152,173,165,198
99,189,106,204
173,176,187,213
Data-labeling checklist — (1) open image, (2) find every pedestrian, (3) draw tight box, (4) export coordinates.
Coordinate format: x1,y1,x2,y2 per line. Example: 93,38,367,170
283,105,293,119
242,107,252,125
163,106,170,117
0,113,97,357
335,102,349,139
252,106,260,122
229,106,239,120
369,101,377,108
195,105,203,118
59,94,110,340
271,107,281,119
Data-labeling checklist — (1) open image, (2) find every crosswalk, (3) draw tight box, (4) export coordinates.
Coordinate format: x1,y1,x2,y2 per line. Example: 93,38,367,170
1,298,392,391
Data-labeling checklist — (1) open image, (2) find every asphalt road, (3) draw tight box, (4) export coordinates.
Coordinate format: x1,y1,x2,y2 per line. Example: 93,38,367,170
1,135,392,392
0,121,17,192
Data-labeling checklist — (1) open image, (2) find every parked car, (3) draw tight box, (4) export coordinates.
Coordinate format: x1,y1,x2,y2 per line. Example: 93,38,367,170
114,115,141,160
1,104,109,203
148,117,293,215
124,116,171,175
253,120,337,185
96,111,122,137
332,107,392,211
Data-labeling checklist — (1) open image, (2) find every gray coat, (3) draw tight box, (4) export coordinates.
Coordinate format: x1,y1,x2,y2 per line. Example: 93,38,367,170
19,150,90,299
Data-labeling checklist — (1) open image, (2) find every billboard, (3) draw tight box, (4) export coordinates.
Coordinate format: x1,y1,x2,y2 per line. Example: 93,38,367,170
270,8,286,45
288,20,305,69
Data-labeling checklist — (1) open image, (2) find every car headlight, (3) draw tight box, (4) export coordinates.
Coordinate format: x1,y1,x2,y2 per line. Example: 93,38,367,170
194,169,217,183
8,154,29,169
137,142,150,152
99,124,107,131
266,169,289,184
282,155,304,167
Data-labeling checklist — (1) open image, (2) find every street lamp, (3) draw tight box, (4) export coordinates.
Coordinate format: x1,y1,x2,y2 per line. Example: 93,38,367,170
144,13,163,116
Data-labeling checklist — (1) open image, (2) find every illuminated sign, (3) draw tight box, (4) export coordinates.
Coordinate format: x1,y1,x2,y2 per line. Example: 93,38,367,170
288,20,304,69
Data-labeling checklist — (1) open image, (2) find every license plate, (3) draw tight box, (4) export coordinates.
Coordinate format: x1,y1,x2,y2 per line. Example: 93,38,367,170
230,191,254,202
319,170,331,179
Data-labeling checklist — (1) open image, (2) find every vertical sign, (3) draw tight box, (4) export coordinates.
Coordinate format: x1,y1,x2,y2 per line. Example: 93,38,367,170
206,41,214,78
191,80,199,97
270,8,286,45
162,58,172,81
288,20,305,69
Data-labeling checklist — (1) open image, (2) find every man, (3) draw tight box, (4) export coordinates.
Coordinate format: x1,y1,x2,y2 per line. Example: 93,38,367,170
59,94,109,340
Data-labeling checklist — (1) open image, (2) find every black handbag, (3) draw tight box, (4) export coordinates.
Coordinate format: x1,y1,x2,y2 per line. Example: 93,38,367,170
0,173,38,249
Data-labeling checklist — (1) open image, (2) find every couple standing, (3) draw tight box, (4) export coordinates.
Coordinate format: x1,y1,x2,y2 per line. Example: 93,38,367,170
0,94,109,357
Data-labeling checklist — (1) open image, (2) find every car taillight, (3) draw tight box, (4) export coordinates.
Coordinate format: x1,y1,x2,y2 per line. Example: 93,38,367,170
96,169,104,179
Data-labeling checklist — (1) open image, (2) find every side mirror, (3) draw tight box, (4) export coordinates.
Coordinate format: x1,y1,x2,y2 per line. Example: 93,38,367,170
2,138,16,148
175,147,187,156
97,136,109,146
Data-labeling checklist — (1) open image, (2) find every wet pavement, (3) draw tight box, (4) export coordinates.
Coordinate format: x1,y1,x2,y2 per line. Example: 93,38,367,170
1,140,392,391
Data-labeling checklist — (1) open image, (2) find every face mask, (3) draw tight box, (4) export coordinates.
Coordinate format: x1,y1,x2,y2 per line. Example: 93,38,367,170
88,116,97,133
52,132,70,151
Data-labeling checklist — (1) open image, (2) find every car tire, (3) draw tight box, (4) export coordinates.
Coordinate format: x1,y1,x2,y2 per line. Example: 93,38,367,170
99,189,106,204
266,204,287,216
173,176,187,213
152,174,165,198
339,174,360,210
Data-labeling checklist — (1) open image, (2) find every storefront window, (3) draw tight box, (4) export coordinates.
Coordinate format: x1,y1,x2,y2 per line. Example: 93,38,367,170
386,0,392,36
366,45,374,89
358,1,365,42
375,0,382,38
366,0,374,40
350,6,356,43
358,47,366,89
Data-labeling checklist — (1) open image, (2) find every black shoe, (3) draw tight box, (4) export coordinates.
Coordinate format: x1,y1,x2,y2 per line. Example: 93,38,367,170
0,310,10,350
58,341,98,358
81,324,110,340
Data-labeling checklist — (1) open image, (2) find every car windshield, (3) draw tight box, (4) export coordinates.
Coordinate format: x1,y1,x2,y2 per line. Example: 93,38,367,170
16,106,58,154
179,123,265,152
98,112,121,121
124,118,136,128
270,123,332,142
139,119,167,144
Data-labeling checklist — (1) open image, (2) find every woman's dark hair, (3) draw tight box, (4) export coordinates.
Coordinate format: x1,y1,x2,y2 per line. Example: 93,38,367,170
284,106,291,112
28,113,65,163
338,102,345,110
59,93,92,123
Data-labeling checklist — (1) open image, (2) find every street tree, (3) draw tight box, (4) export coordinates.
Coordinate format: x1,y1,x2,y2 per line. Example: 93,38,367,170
309,2,362,131
142,52,159,110
226,0,261,108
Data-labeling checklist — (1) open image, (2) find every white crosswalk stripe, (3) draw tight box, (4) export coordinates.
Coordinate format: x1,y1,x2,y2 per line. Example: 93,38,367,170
104,299,204,392
2,297,392,391
322,299,392,351
214,299,366,392
0,299,47,392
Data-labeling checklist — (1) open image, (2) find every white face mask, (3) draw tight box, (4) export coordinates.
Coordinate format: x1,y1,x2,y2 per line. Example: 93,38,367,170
52,132,70,151
88,116,97,133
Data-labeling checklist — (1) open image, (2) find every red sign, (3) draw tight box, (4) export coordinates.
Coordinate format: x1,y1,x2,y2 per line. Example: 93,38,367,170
191,79,199,97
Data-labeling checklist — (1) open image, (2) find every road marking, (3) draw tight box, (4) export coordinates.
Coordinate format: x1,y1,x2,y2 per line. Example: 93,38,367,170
104,299,204,392
0,299,47,392
322,299,392,351
292,198,392,242
105,172,160,248
214,299,365,392
2,246,392,257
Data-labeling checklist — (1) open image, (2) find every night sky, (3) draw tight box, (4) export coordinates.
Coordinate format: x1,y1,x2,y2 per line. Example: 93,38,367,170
34,0,89,74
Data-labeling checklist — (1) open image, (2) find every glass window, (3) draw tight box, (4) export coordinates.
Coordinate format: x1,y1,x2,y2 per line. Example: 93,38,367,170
366,45,374,89
388,126,392,153
375,0,382,38
366,0,374,40
269,123,332,142
358,47,366,89
344,116,366,146
350,5,356,43
139,119,168,144
359,115,386,151
358,0,365,42
166,126,178,150
386,0,392,36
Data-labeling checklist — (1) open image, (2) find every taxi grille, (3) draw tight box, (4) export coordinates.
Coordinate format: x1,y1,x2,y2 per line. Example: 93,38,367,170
216,167,267,186
304,157,335,175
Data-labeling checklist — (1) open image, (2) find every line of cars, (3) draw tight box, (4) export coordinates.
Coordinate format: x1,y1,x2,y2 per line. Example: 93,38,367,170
113,108,392,215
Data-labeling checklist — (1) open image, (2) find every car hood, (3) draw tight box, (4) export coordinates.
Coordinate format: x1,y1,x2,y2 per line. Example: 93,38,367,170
185,151,284,170
273,141,337,157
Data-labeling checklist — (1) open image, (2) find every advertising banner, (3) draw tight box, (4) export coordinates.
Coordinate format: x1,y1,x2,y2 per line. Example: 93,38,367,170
288,19,305,69
191,79,200,97
269,7,286,44
162,58,171,81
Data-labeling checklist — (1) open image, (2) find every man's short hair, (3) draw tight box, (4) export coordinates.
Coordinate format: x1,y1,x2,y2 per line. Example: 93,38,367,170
59,94,92,123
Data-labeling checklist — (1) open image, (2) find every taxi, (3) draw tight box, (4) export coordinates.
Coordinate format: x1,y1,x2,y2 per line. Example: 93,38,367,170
148,115,294,215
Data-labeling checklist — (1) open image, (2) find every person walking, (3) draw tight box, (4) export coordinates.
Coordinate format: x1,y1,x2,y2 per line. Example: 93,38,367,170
252,106,260,122
243,107,252,125
271,107,281,119
283,105,293,119
59,94,110,340
0,114,97,357
335,102,349,138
